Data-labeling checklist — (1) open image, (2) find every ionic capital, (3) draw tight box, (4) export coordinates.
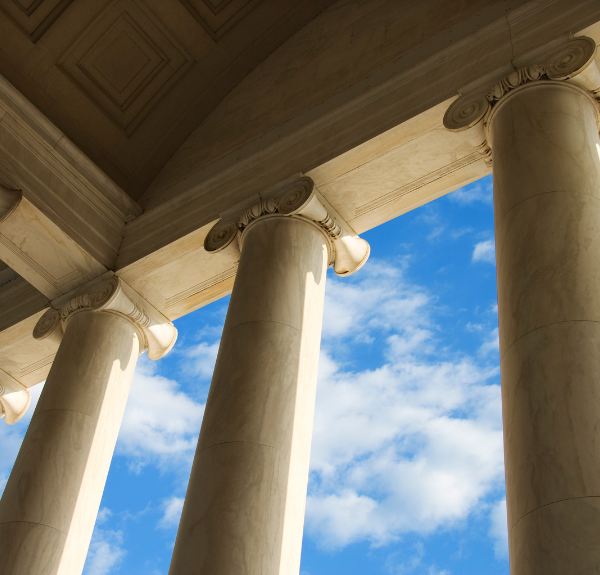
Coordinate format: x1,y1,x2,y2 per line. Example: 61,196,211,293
444,36,600,166
204,177,370,276
33,276,177,360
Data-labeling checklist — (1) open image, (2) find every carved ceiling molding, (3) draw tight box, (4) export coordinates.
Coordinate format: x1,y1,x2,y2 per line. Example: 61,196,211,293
444,36,600,166
58,0,194,135
0,0,73,43
204,177,370,277
0,72,142,269
179,0,262,41
33,275,178,360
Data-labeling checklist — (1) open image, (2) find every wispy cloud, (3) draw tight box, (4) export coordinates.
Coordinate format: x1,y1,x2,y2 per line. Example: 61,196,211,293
116,358,204,471
489,498,509,559
184,340,220,378
83,508,125,575
472,240,495,264
479,327,500,357
158,496,185,529
306,262,504,550
449,182,493,204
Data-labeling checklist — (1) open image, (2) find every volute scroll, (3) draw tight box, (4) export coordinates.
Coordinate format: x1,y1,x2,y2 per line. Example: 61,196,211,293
204,177,370,277
444,36,600,166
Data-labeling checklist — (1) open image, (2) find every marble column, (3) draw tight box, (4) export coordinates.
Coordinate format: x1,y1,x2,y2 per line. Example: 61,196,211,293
0,277,176,575
169,179,369,575
445,37,600,574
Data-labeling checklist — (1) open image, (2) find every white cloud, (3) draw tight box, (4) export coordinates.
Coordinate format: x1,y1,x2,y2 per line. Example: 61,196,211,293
305,263,504,549
489,498,509,559
449,181,493,204
116,358,204,470
83,508,125,575
322,261,430,342
385,543,450,575
472,240,495,264
479,327,499,357
84,530,125,575
158,496,185,529
386,542,424,574
184,340,220,378
96,507,113,523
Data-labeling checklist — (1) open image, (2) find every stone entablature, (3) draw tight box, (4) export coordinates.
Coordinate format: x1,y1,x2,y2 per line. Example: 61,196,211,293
204,177,370,277
444,36,600,166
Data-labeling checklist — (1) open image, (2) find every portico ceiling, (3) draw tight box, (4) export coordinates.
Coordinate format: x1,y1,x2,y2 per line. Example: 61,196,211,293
2,0,600,392
0,0,336,199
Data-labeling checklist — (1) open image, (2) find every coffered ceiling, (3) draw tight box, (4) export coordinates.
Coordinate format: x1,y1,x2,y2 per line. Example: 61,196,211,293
0,0,335,200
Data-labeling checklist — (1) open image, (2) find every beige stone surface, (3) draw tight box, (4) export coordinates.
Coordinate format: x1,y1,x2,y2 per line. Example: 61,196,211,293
0,311,140,575
495,190,600,353
509,498,600,575
491,82,600,221
0,305,56,388
501,321,600,526
491,80,600,573
172,441,290,575
0,190,107,299
117,221,237,320
0,0,338,198
169,216,328,575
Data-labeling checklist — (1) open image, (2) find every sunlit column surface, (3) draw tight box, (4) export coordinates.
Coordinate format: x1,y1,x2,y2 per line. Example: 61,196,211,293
446,36,600,575
0,278,176,575
492,78,600,574
169,179,369,575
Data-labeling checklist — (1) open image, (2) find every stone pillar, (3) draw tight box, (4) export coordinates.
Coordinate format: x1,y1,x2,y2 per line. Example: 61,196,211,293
0,277,177,575
445,37,600,574
169,178,369,575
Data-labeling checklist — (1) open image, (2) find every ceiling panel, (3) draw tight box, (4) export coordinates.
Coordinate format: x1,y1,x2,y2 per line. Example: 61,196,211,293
0,0,335,199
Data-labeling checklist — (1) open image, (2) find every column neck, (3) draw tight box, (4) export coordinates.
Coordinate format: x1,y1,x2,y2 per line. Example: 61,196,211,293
443,36,600,166
203,177,370,277
33,276,177,360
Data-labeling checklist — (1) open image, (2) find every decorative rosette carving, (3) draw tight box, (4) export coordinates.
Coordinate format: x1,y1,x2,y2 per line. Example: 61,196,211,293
204,177,370,276
277,179,314,215
33,307,63,343
545,37,596,81
203,220,240,263
443,37,600,166
444,94,490,132
33,277,177,360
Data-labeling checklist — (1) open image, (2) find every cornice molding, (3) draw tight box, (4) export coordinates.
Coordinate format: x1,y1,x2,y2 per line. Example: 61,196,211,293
33,276,177,360
204,177,370,277
444,36,600,165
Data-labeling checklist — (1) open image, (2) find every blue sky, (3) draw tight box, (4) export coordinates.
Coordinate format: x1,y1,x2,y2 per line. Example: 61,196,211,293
0,174,508,575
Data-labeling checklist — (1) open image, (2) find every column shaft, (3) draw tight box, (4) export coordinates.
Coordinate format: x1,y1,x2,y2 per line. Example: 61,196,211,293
0,311,139,575
169,216,328,575
491,81,600,573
